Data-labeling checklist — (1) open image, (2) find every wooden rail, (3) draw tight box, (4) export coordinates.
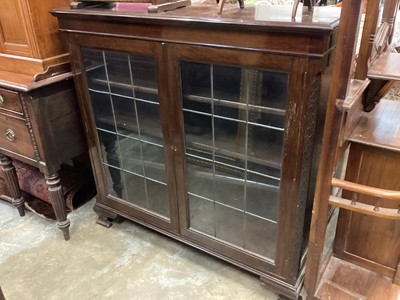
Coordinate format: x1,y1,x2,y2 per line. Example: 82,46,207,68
332,178,400,201
330,178,400,220
329,196,400,220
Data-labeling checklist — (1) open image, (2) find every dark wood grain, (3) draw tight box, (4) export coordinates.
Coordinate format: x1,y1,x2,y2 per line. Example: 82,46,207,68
0,88,23,114
53,5,340,33
0,113,36,160
26,80,86,175
45,172,71,241
0,154,25,216
56,5,338,298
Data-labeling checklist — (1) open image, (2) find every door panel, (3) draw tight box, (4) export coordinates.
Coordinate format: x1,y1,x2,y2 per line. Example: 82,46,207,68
70,36,179,231
181,61,284,262
169,44,305,275
0,0,32,56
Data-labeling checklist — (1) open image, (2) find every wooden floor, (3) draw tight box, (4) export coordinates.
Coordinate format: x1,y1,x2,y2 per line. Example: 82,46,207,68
316,257,400,300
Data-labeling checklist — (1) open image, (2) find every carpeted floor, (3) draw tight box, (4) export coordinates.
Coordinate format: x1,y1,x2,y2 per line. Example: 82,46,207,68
386,81,400,102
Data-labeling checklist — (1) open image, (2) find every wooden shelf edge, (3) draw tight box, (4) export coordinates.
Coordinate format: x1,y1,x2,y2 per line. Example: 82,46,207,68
0,70,73,92
348,99,400,152
367,52,400,81
342,78,370,110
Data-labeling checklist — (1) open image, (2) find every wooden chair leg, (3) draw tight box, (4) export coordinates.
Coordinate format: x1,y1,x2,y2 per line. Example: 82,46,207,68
45,172,70,241
0,154,25,217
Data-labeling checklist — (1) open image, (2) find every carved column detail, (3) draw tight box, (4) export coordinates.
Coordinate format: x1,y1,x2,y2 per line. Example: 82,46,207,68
291,76,321,276
20,95,41,162
0,153,25,216
45,173,70,241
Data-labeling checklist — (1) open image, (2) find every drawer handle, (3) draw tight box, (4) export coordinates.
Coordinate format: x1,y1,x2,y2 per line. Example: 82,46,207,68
0,95,4,104
5,129,16,142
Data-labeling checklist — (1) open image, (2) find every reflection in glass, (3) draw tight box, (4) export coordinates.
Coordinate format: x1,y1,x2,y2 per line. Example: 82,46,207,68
215,170,245,210
214,117,245,155
112,95,138,137
82,48,169,219
105,51,133,97
186,161,214,201
142,142,166,184
246,172,279,221
244,213,277,258
104,164,125,200
82,49,107,92
189,194,215,236
184,111,212,148
119,136,143,176
124,171,147,208
136,101,163,142
182,61,288,261
215,203,244,248
89,91,115,132
147,179,169,218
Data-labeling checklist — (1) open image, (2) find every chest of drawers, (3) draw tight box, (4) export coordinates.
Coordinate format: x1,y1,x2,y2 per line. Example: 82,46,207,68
0,0,88,240
0,73,86,240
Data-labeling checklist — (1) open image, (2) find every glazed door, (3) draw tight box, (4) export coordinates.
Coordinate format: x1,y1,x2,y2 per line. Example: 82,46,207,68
70,36,179,232
169,44,309,278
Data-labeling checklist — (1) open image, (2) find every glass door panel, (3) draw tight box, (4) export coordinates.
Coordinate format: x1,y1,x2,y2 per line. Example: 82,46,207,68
82,48,170,220
181,61,289,261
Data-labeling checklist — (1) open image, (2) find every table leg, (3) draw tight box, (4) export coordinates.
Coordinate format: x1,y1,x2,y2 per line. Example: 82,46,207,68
45,172,70,241
0,153,25,216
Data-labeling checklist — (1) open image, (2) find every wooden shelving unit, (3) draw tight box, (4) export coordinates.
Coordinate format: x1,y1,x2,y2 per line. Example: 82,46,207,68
304,0,400,298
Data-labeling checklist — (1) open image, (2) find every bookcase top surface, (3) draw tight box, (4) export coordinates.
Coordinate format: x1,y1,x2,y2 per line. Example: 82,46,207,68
52,4,340,34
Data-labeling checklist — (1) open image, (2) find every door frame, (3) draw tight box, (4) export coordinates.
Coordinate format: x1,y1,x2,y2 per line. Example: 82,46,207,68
167,43,311,280
67,33,180,232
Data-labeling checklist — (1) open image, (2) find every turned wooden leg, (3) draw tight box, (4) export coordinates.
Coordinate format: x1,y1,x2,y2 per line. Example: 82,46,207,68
45,172,70,241
0,154,25,216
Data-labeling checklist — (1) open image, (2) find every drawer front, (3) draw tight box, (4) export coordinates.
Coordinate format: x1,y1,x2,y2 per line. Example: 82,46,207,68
0,88,23,114
0,114,36,160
